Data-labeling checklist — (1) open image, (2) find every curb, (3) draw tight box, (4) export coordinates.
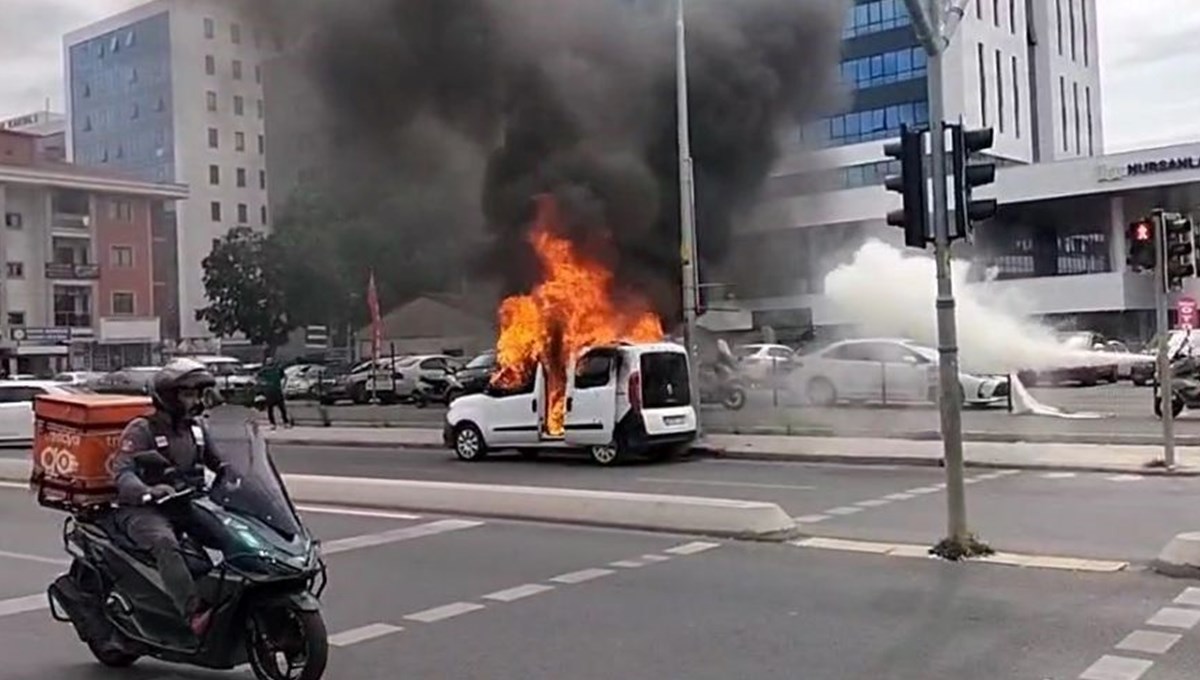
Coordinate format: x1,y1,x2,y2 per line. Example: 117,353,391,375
792,536,1129,573
282,474,798,540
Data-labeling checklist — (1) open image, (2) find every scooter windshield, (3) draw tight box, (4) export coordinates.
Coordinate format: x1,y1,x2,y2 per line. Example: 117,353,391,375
205,408,304,539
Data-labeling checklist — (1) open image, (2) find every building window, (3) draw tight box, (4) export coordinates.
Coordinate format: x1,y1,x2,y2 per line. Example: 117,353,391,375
8,312,25,327
1068,0,1077,61
111,246,134,268
255,64,262,84
130,103,139,120
977,43,988,127
992,0,999,27
107,200,133,221
237,203,249,224
1060,77,1068,151
211,201,222,221
843,0,912,38
234,95,245,116
1086,86,1094,156
1082,0,1090,65
995,49,1004,134
237,167,247,187
156,96,166,112
1073,81,1081,154
976,0,982,19
1012,56,1021,138
204,17,215,39
231,22,242,44
206,90,217,112
208,127,219,149
205,55,215,75
258,134,265,155
261,205,268,225
209,164,220,185
256,99,264,119
235,132,246,152
232,59,243,80
128,67,138,84
4,213,21,229
823,100,929,145
6,263,24,279
259,170,266,190
839,47,927,90
1056,0,1063,55
1009,0,1016,33
112,292,135,316
83,115,93,132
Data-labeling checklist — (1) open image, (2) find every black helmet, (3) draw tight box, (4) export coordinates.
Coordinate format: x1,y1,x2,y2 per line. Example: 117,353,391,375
152,358,217,417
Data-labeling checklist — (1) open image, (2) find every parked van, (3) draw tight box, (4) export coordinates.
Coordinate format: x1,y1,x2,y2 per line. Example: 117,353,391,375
444,342,697,466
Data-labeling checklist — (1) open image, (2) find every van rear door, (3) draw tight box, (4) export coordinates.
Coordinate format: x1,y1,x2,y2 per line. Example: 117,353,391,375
638,350,697,436
563,349,619,446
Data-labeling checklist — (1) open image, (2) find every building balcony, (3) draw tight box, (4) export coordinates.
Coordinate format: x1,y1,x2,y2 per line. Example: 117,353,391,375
51,213,90,230
53,312,93,329
45,262,100,280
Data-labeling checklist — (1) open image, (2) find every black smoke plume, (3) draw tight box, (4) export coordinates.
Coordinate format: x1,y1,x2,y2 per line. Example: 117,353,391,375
263,0,845,322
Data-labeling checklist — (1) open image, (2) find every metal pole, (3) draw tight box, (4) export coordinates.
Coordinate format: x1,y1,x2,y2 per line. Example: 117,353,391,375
925,0,969,545
675,0,702,415
1155,210,1177,468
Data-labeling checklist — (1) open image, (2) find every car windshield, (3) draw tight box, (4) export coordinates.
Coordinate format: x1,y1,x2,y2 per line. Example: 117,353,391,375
206,415,305,539
908,345,939,363
466,353,496,369
734,346,761,358
1057,332,1093,348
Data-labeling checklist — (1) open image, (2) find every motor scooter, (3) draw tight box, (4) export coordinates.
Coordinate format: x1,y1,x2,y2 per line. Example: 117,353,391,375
43,422,329,680
1155,353,1200,418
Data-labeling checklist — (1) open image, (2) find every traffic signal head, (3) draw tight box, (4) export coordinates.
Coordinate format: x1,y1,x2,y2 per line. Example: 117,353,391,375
1165,212,1196,288
1127,219,1156,273
951,124,997,240
883,124,928,250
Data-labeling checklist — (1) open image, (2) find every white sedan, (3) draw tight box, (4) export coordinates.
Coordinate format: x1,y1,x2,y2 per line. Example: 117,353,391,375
0,381,89,443
791,338,1008,408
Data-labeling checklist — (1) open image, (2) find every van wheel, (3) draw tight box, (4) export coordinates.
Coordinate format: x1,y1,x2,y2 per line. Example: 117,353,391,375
806,378,837,407
590,443,624,467
453,424,488,462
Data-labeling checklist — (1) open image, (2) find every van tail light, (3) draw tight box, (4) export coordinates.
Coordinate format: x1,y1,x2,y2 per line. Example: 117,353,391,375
628,371,642,413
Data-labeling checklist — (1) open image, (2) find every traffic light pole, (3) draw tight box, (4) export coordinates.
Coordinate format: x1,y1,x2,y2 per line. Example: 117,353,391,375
1154,210,1178,468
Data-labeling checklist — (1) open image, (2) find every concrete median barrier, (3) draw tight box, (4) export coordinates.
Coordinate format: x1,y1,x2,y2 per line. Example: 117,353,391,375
283,474,798,540
0,458,28,483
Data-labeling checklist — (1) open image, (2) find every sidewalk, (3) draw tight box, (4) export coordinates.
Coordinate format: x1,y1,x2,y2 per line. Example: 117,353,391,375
266,427,1199,475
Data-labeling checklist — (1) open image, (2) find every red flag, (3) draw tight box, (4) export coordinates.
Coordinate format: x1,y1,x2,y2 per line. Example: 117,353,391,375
367,271,382,361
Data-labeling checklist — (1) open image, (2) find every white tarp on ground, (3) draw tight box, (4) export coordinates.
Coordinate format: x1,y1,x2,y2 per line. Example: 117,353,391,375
1008,374,1112,419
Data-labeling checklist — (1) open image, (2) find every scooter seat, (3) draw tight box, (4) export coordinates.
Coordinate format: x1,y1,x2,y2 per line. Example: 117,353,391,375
90,515,214,576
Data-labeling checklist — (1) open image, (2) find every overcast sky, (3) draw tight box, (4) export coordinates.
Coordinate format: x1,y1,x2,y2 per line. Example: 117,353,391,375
0,0,1196,153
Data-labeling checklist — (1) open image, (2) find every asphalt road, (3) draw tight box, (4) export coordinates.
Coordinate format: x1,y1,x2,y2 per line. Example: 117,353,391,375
2,483,1199,680
265,444,1200,563
285,382,1200,442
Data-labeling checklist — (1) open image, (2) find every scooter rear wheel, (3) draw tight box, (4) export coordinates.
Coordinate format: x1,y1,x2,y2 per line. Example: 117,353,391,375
246,607,329,680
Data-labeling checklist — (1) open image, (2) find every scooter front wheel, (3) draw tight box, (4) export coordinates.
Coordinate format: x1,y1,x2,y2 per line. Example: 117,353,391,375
246,607,329,680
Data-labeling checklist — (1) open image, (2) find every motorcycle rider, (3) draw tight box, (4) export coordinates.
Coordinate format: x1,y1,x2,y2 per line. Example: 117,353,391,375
111,358,227,637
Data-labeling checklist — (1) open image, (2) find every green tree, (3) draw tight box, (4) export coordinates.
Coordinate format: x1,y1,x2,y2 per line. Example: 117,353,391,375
197,226,293,348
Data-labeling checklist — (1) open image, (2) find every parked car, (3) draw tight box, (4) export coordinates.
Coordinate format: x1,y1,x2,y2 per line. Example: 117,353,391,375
457,350,497,396
792,338,1008,407
446,342,697,466
734,344,797,384
52,371,104,386
0,381,88,442
1017,331,1119,387
91,367,160,395
187,355,258,399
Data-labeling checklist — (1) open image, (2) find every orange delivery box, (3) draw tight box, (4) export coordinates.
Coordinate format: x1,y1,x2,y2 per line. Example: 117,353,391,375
30,392,154,511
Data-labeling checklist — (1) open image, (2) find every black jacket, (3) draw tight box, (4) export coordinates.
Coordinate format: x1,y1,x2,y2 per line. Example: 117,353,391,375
113,412,221,505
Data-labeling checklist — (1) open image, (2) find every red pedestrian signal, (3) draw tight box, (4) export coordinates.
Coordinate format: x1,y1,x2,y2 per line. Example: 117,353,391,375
1134,221,1152,241
1128,219,1156,273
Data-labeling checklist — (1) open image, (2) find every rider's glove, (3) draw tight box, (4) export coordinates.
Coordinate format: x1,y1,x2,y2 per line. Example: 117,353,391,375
147,484,175,500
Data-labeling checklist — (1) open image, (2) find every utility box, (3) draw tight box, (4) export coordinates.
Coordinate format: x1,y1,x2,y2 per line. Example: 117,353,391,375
30,393,154,511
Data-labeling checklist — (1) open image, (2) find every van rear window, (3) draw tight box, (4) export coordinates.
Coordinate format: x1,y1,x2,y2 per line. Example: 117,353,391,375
639,352,690,408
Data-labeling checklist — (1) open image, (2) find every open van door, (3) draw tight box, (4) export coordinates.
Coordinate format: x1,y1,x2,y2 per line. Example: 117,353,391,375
564,348,619,447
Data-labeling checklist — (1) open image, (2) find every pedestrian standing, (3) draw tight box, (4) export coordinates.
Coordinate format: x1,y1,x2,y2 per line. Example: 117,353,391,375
258,356,291,428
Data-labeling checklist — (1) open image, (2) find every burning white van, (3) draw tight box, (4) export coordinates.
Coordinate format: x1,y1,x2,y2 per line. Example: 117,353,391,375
444,342,697,466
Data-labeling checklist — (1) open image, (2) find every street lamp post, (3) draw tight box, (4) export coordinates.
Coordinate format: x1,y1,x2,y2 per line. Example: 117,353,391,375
675,0,702,414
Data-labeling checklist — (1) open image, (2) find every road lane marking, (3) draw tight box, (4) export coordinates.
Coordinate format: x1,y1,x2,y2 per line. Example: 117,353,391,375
635,477,815,491
0,481,26,490
793,514,830,523
906,487,940,494
1106,475,1144,482
549,568,614,584
297,505,422,521
883,493,914,501
404,602,485,623
1173,587,1200,607
640,554,671,563
1145,607,1200,630
0,549,69,566
855,499,891,508
1041,472,1078,479
482,584,556,602
1078,655,1153,680
329,623,403,647
610,560,645,568
1115,630,1181,655
321,519,484,555
826,506,862,516
663,541,721,556
0,594,46,618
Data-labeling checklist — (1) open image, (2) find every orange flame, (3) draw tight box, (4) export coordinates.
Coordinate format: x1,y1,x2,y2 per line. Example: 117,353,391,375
492,195,664,436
